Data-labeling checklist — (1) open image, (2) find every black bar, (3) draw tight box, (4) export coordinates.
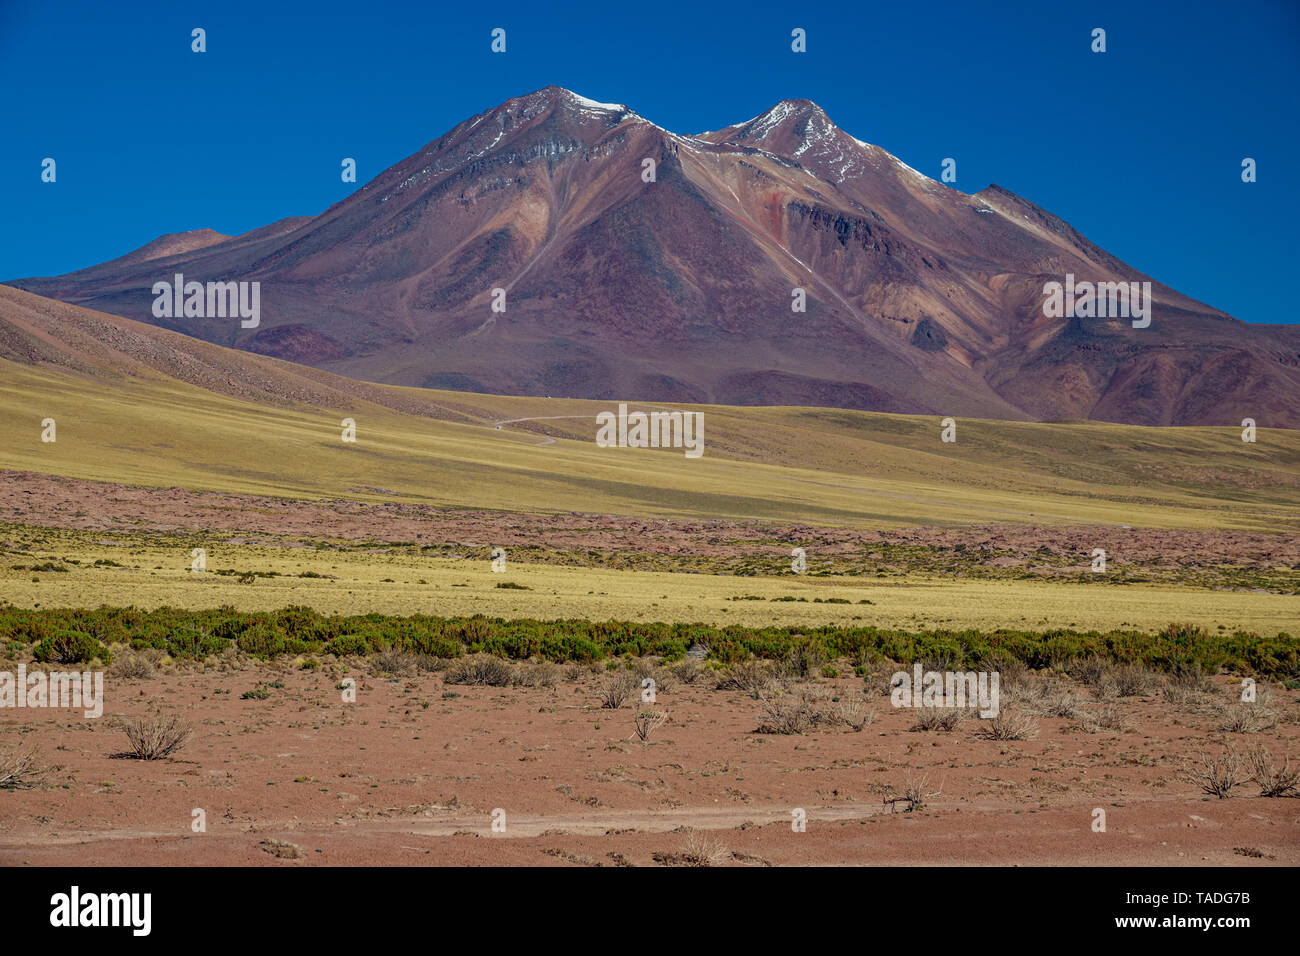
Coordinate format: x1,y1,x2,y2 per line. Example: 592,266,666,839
5,866,1282,943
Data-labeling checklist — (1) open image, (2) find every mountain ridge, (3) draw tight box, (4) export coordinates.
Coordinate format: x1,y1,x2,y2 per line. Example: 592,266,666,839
9,85,1300,427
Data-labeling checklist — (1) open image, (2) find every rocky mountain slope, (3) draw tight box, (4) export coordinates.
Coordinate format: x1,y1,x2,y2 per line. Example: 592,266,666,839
11,87,1300,426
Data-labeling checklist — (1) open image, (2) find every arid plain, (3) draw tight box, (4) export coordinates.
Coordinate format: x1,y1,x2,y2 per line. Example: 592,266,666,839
1,287,1298,865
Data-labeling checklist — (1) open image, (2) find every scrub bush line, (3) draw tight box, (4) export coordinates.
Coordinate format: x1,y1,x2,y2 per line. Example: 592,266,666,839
0,607,1293,679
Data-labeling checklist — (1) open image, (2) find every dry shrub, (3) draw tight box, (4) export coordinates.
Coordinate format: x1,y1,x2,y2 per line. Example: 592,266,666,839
415,654,449,673
600,672,636,709
631,659,676,695
630,659,657,682
1248,745,1299,797
632,709,670,743
715,661,775,697
1165,660,1216,694
1107,663,1157,697
755,685,831,735
978,710,1039,741
1008,676,1081,718
1069,659,1155,698
1089,675,1118,700
1179,744,1245,798
109,653,154,680
1218,704,1277,734
1067,656,1110,687
911,707,965,732
372,648,418,676
651,670,677,695
873,671,901,698
1035,688,1083,719
443,654,514,686
1075,702,1131,734
123,714,191,760
885,771,942,812
835,696,876,732
1161,682,1218,713
756,696,814,735
775,644,824,680
904,771,942,808
679,829,728,867
515,660,560,689
0,746,45,789
669,658,703,685
976,652,1028,691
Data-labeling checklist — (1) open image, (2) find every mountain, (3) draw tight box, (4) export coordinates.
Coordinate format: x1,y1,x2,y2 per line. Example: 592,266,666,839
9,86,1300,426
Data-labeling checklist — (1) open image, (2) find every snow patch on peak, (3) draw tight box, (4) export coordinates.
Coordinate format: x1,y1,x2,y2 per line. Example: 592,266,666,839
740,101,797,139
504,87,629,122
564,90,626,113
792,110,836,157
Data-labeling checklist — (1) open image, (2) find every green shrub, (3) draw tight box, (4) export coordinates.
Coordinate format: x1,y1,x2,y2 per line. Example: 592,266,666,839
236,624,284,658
0,607,1295,679
32,630,110,665
325,634,371,657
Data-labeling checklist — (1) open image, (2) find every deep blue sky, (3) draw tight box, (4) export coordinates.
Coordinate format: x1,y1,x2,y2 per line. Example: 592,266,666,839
2,0,1296,323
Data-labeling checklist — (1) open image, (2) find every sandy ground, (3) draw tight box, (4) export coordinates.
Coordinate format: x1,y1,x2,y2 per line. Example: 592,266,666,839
2,662,1296,866
2,468,1296,866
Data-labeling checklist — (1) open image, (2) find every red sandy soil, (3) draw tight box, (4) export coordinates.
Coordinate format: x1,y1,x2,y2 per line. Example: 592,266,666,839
2,470,1295,583
1,662,1296,866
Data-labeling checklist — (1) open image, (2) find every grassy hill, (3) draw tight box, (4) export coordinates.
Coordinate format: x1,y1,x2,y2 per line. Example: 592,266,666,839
2,284,1297,531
